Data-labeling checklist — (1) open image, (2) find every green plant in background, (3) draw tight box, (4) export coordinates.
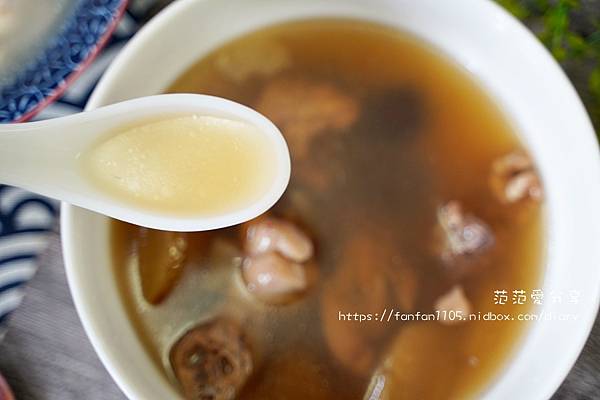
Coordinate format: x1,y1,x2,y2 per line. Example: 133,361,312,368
498,0,600,138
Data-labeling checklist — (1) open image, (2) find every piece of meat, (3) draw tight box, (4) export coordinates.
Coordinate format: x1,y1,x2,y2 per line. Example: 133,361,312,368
321,236,395,376
242,217,314,263
436,201,494,261
490,150,543,204
170,319,253,400
255,77,359,158
434,285,472,325
241,252,307,304
214,39,291,83
137,229,188,305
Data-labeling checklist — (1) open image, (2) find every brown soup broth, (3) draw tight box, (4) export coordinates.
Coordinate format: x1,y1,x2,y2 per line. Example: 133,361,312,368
112,19,544,399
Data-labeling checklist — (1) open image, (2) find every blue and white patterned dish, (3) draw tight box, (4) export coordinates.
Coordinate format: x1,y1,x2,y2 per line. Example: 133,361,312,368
0,0,128,123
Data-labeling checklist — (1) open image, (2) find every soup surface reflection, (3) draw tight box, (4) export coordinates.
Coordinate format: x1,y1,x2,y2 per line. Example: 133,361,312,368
112,19,544,400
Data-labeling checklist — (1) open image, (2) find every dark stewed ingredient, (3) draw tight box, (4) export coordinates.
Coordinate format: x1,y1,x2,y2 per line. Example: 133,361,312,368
359,87,425,140
170,319,253,400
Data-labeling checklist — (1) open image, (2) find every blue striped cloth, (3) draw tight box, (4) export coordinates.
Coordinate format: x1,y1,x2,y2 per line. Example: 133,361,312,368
0,188,57,326
0,0,162,336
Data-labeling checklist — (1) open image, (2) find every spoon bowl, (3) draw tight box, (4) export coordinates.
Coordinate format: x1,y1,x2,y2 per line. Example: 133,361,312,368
0,94,291,231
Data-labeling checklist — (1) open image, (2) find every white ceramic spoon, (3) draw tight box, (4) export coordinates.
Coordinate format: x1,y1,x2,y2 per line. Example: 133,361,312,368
0,94,291,231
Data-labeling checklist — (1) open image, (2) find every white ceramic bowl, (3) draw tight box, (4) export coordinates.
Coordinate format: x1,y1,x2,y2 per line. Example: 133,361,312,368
62,0,600,399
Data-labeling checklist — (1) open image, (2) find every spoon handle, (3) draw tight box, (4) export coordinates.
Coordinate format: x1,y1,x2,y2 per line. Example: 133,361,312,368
0,118,90,195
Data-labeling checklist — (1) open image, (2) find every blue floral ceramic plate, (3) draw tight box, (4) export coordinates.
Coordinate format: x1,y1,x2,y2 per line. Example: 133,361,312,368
0,0,128,123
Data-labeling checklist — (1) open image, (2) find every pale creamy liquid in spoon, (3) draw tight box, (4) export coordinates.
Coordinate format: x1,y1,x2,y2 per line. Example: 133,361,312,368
82,115,279,215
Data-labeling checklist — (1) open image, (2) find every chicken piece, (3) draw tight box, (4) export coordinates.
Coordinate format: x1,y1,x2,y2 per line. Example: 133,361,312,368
255,78,359,158
138,229,188,305
170,319,253,400
434,285,472,325
214,39,291,83
241,252,307,304
437,201,494,261
242,216,314,263
321,236,395,376
490,150,543,204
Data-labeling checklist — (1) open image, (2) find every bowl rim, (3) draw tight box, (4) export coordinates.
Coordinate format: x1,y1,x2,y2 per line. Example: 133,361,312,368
61,0,600,399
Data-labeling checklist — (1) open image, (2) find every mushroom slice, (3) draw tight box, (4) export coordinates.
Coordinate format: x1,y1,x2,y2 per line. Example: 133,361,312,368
241,252,307,304
170,319,253,400
490,150,543,204
138,228,188,305
434,285,472,325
